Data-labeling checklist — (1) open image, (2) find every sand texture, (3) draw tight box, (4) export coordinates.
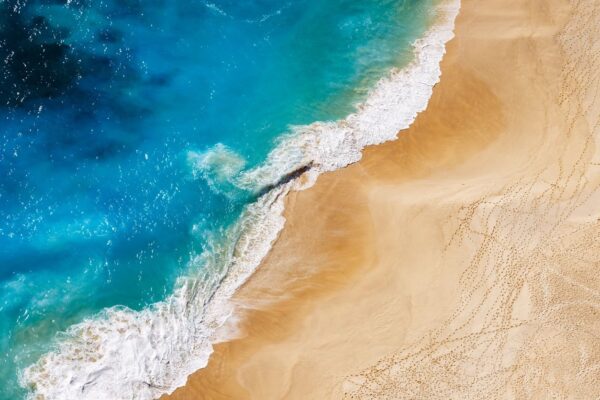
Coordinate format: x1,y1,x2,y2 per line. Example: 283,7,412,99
162,0,600,398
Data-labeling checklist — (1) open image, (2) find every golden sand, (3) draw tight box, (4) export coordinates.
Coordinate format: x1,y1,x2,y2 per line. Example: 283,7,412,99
162,0,600,398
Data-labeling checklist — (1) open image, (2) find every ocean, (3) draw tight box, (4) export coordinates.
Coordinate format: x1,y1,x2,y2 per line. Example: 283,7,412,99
0,0,457,398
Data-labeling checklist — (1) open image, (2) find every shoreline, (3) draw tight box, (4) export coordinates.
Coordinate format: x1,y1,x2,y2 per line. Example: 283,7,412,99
164,0,600,398
21,1,460,399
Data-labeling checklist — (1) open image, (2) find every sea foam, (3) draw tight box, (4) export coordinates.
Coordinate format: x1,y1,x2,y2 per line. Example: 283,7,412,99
21,1,460,398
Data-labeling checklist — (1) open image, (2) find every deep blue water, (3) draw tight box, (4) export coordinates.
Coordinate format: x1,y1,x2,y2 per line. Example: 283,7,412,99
0,0,433,397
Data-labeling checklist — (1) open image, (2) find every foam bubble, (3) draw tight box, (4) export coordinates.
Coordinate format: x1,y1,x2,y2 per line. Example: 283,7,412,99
21,2,460,398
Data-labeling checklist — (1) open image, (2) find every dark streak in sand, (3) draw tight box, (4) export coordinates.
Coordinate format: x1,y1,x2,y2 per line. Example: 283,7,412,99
255,162,315,199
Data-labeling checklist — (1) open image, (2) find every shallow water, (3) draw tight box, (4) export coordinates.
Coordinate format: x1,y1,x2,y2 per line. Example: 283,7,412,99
0,0,434,398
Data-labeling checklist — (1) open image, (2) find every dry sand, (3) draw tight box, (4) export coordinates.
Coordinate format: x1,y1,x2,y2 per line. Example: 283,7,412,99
162,0,600,398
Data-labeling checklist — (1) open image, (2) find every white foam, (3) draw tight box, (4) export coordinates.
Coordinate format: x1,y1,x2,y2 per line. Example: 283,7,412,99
187,144,247,197
20,2,460,399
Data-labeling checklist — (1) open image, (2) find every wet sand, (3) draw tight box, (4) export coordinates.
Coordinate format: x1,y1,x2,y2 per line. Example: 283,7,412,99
162,0,600,398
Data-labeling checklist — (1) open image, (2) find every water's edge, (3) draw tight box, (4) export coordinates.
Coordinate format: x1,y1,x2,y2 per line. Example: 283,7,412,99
20,1,461,399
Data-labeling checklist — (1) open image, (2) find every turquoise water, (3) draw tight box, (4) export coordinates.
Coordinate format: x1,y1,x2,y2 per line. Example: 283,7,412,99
0,0,434,398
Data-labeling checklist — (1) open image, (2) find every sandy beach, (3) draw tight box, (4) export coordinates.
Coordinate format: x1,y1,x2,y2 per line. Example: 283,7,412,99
162,0,600,398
